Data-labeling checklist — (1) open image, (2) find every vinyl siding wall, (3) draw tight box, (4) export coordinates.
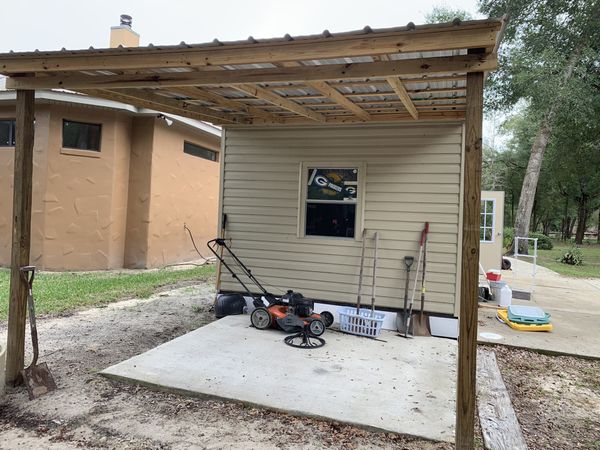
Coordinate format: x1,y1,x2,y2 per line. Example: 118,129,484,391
220,123,464,315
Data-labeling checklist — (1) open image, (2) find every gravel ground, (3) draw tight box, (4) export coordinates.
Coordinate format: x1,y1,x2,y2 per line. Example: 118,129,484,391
493,345,600,450
0,280,450,450
1,278,597,449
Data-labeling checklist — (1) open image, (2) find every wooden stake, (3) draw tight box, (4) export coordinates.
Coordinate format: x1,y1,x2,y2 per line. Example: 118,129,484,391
455,71,484,449
5,90,35,386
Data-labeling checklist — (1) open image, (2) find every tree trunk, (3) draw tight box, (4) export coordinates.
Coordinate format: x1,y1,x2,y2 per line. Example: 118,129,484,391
575,195,589,244
597,208,600,244
512,47,583,247
562,197,569,240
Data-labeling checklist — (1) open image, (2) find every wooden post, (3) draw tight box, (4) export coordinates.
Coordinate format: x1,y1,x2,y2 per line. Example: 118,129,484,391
455,71,484,449
5,90,35,386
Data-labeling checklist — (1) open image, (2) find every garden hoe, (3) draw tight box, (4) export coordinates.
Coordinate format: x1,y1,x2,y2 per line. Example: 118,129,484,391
20,266,57,399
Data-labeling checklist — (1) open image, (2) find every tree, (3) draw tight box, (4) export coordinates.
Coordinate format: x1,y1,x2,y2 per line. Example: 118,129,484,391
424,6,473,24
478,0,600,245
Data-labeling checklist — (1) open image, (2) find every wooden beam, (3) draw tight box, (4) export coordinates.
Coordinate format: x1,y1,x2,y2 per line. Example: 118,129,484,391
5,90,35,386
233,84,325,122
386,76,419,120
80,88,241,124
456,70,484,450
0,21,501,73
477,350,528,450
250,109,465,125
265,75,467,91
261,87,467,101
6,55,498,90
170,86,282,123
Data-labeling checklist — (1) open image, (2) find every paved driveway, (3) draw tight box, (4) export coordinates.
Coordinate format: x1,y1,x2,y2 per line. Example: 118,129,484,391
478,258,600,359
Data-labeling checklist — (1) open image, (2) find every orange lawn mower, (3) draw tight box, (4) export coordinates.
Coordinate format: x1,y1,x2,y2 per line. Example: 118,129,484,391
207,238,334,348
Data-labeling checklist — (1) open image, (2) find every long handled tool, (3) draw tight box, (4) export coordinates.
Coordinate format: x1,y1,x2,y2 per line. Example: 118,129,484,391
20,266,57,399
396,256,414,334
412,222,431,336
370,232,379,313
403,223,429,338
355,229,367,313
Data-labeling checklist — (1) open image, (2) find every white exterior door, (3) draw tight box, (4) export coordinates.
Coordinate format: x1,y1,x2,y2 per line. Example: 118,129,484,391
479,191,505,271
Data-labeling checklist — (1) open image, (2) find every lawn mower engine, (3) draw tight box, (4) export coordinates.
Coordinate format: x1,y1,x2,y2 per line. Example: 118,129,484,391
284,290,314,317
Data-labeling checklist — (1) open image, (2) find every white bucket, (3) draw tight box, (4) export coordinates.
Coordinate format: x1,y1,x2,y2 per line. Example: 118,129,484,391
0,342,5,396
489,280,507,304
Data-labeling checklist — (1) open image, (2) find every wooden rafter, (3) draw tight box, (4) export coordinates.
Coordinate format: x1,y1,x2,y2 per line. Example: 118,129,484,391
170,86,283,123
80,88,242,123
386,76,419,120
279,61,371,121
0,21,500,73
232,84,325,122
305,81,371,121
7,55,497,90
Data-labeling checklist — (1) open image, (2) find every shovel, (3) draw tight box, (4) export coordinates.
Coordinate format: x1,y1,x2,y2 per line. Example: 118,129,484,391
20,266,57,400
396,256,414,334
411,222,431,336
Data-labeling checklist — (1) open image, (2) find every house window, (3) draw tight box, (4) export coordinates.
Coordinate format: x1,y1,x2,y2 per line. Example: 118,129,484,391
184,141,218,162
62,120,102,151
0,119,16,147
480,199,495,242
304,167,359,238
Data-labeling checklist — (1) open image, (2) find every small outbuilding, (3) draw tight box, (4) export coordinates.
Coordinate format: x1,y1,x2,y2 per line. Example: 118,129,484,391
0,17,503,448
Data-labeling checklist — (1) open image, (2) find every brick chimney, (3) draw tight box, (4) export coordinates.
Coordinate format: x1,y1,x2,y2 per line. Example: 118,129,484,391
110,14,140,48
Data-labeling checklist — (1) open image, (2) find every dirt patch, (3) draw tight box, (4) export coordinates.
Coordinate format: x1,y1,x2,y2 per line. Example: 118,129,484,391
492,345,600,450
1,281,451,449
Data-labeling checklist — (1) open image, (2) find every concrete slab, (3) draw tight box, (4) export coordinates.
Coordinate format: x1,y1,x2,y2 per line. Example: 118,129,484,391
478,258,600,359
102,315,458,442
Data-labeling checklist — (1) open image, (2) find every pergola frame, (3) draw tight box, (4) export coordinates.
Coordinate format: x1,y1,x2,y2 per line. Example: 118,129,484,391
0,18,502,449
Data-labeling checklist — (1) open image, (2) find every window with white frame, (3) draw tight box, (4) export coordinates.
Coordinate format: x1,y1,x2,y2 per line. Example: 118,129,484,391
480,199,495,242
303,167,359,238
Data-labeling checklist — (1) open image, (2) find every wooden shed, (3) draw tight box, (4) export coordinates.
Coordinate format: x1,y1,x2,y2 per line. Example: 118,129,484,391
0,18,503,449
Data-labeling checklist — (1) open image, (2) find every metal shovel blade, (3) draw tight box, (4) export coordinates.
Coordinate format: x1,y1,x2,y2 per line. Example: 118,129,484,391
22,363,57,400
410,313,431,337
396,311,410,335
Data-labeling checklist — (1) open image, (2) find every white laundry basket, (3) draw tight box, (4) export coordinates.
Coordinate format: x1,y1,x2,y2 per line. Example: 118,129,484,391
339,307,385,338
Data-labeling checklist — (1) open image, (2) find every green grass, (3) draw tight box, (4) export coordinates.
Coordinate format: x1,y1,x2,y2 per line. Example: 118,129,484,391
0,265,215,321
535,241,600,278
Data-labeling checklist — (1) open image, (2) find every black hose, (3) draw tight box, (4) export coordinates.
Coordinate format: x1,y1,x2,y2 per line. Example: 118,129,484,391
184,224,208,260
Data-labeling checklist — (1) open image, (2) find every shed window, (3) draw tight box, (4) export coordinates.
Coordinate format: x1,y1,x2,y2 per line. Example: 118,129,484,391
0,119,16,147
480,199,495,242
305,168,358,238
62,120,102,151
184,141,218,162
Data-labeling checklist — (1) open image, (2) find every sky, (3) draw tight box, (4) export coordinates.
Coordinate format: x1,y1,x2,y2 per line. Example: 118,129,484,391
0,0,482,52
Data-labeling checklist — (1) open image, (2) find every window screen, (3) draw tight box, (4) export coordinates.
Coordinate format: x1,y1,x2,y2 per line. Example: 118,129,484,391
62,120,102,151
305,168,358,238
0,119,16,147
480,199,495,242
184,141,218,162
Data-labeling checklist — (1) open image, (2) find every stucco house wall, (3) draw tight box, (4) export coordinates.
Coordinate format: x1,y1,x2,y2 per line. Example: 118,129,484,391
0,100,220,270
146,119,220,268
